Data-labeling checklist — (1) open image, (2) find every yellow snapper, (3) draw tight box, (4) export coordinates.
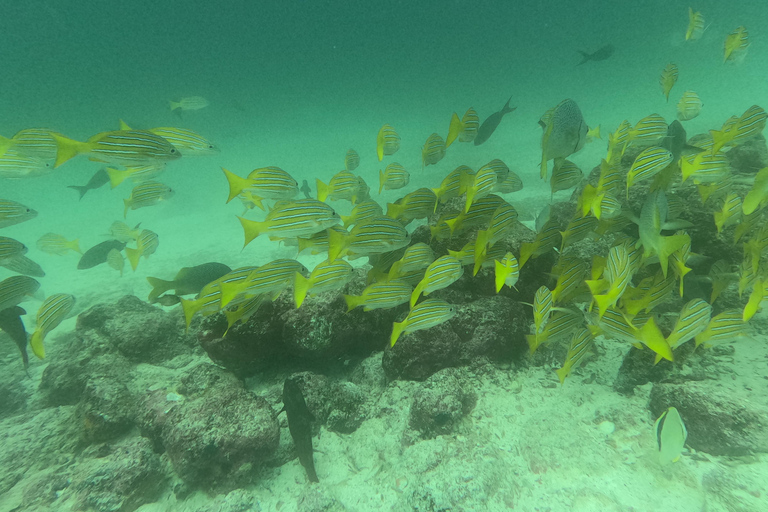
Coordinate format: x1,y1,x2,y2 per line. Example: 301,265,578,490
0,149,52,178
344,149,360,171
659,63,678,102
106,248,125,276
223,167,298,204
125,229,159,271
150,127,219,156
328,215,410,260
0,236,27,262
685,8,705,41
0,199,37,229
123,181,174,218
3,128,62,161
694,309,744,348
294,258,354,307
180,266,258,327
30,293,75,359
539,99,588,180
36,233,81,256
390,299,456,347
527,309,581,354
0,275,41,314
714,193,741,233
550,160,582,196
376,124,400,161
655,407,687,464
388,243,435,281
386,188,437,222
294,225,349,255
53,130,181,168
344,279,412,312
519,221,561,267
554,328,594,384
421,133,446,168
410,256,463,307
378,162,410,193
676,91,703,122
239,199,340,247
723,26,749,63
432,165,475,204
635,190,691,277
626,146,673,195
666,299,711,352
494,252,519,293
444,194,506,235
341,199,383,228
464,164,499,213
219,259,308,308
459,107,480,143
108,221,142,243
628,114,668,147
710,105,767,154
446,112,463,148
169,96,209,112
107,164,166,188
317,170,360,202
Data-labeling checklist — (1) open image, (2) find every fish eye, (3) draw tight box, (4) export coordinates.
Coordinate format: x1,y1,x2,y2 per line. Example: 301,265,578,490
208,145,214,149
170,148,177,153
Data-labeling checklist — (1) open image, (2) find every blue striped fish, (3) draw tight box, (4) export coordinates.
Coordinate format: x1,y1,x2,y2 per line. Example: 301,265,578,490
149,127,219,156
0,275,40,313
627,147,673,194
0,149,52,178
345,149,360,171
0,236,27,262
685,8,705,41
220,259,307,308
329,215,410,260
376,124,400,161
53,130,181,168
659,63,678,102
341,199,383,228
293,259,354,307
628,114,667,147
0,199,37,229
666,299,711,352
180,266,259,327
555,328,594,384
123,181,174,218
444,194,506,234
379,163,409,193
464,165,499,212
724,26,749,63
390,299,456,347
676,91,702,122
681,151,728,184
107,164,166,188
239,199,340,247
386,188,437,222
551,160,583,196
410,256,463,306
389,243,435,280
317,170,361,202
223,167,299,204
30,293,76,359
5,128,61,160
459,108,480,143
494,252,519,293
714,193,741,233
433,165,474,203
694,310,744,348
125,229,159,271
527,309,581,354
421,133,446,168
344,279,412,312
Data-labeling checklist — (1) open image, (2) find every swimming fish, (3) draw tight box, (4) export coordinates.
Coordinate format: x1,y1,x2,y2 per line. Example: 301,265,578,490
390,299,456,347
106,248,125,276
694,309,744,348
36,233,81,256
125,229,159,271
78,240,127,270
169,96,209,112
108,221,142,243
239,199,340,247
29,293,75,359
0,236,27,263
474,97,515,146
635,191,691,278
410,256,463,307
0,276,41,314
0,149,52,179
494,252,519,293
464,164,499,212
539,99,588,180
123,181,174,218
0,306,28,370
219,259,308,308
293,258,354,307
387,188,438,222
149,127,218,156
0,200,37,229
376,124,400,161
53,130,181,168
300,179,312,199
723,26,749,63
281,378,319,483
146,262,232,303
223,167,299,204
626,147,673,195
659,63,678,102
554,328,594,384
628,114,668,147
422,133,446,167
343,279,412,312
388,243,435,281
316,170,360,202
1,128,61,161
67,168,110,200
328,216,410,260
685,8,705,41
379,163,410,193
107,165,166,188
655,407,687,464
676,91,703,122
550,160,583,197
576,44,614,65
345,149,360,171
340,200,384,228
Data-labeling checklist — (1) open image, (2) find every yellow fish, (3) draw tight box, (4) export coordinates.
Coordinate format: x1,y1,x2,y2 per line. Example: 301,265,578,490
376,124,400,161
53,130,180,168
169,96,209,112
659,63,678,102
685,8,705,41
723,26,749,63
676,91,703,122
421,133,446,168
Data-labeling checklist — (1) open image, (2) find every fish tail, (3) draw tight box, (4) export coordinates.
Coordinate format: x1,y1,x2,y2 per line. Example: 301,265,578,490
472,251,486,277
378,170,385,194
169,100,180,111
593,292,616,319
316,179,329,202
327,227,347,261
446,112,463,148
444,217,460,234
494,260,507,293
637,317,674,362
180,297,200,331
66,185,88,200
0,135,13,157
52,133,86,168
743,188,764,216
29,330,46,359
123,198,131,219
410,282,424,308
501,95,515,115
657,234,688,278
526,333,543,354
390,320,407,347
238,216,263,248
146,276,173,303
385,202,403,220
125,246,142,272
106,167,130,189
222,168,250,203
69,239,82,254
343,294,362,313
293,272,311,308
554,366,569,385
576,50,589,66
464,189,475,213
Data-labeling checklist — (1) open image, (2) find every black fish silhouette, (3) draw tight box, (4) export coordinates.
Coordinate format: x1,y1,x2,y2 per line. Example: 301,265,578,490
0,306,28,370
67,168,110,200
474,96,516,146
77,240,127,270
577,44,615,65
281,378,319,483
300,180,312,199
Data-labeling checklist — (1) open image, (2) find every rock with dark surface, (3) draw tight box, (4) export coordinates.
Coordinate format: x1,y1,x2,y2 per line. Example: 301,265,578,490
76,295,197,363
409,368,477,438
147,364,280,490
725,135,768,174
383,295,528,381
77,375,136,444
38,356,91,407
0,369,27,419
649,381,768,456
70,437,167,512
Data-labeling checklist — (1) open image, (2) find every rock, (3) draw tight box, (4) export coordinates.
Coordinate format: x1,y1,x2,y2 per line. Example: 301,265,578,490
649,381,768,456
0,370,27,419
76,295,197,363
726,135,768,175
38,356,90,407
70,437,167,512
408,368,477,438
283,371,366,434
382,295,528,381
349,352,388,389
156,364,280,490
77,375,136,444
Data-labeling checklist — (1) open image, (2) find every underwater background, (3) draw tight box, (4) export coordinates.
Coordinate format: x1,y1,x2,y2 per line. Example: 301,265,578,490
1,0,768,510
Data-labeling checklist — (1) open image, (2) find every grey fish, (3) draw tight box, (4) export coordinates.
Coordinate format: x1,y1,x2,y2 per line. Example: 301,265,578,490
78,240,127,269
281,378,319,483
146,262,232,303
541,99,588,162
154,294,181,306
0,255,45,277
661,121,704,162
577,44,615,65
67,168,109,200
474,96,516,146
300,179,312,199
0,306,28,370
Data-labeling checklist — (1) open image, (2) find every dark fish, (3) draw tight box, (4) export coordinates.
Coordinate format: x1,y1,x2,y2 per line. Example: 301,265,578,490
77,240,127,270
146,262,232,303
576,44,615,65
300,179,312,199
154,294,181,306
67,168,109,200
282,378,319,483
661,121,703,162
0,306,28,370
474,96,516,146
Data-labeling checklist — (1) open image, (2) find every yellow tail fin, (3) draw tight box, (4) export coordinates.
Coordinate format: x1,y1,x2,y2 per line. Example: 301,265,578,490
222,168,250,203
106,167,129,189
316,179,330,202
293,272,312,308
390,320,406,347
125,246,142,271
238,216,264,248
445,112,463,148
343,294,362,313
30,330,46,359
378,170,385,194
52,133,86,168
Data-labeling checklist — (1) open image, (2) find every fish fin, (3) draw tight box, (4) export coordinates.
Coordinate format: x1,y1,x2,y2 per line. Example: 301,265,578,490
222,168,251,203
444,216,460,234
66,185,88,200
29,330,45,359
105,167,128,189
390,320,406,347
125,246,142,272
294,272,311,308
70,239,82,254
169,100,180,111
554,366,569,385
179,297,199,331
410,281,424,308
327,227,347,261
658,234,688,278
238,216,263,248
445,112,463,148
378,170,385,194
638,317,674,362
385,202,403,220
316,179,329,202
146,276,173,303
500,95,515,116
119,119,131,130
343,294,362,313
123,199,131,219
576,50,590,65
494,259,506,293
52,133,86,168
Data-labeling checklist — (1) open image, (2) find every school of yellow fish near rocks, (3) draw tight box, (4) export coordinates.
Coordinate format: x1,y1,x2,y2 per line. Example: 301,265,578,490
0,9,764,387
